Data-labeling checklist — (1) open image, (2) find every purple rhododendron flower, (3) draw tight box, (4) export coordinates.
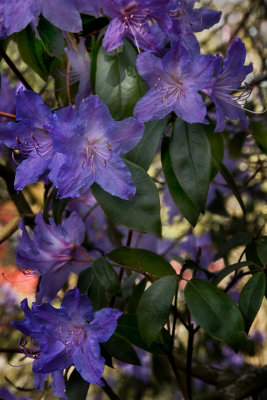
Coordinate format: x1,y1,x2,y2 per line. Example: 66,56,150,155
0,74,18,122
65,38,92,106
48,95,144,200
0,387,30,400
167,0,221,39
203,37,253,132
0,89,57,190
100,0,171,52
134,41,214,123
12,287,122,398
16,212,89,303
0,0,39,39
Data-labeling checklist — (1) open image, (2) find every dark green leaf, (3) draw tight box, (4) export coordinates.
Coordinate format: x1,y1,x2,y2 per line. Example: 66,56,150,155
103,332,141,365
170,119,211,212
213,261,255,285
37,15,65,57
16,26,58,81
214,232,252,261
185,279,245,351
212,158,246,216
92,257,121,295
107,247,175,277
95,41,146,120
52,196,69,225
87,273,108,310
239,272,266,333
161,137,200,226
203,124,224,180
92,160,161,236
137,276,177,345
251,121,267,154
128,277,147,313
66,368,89,400
116,314,168,354
77,267,93,294
257,237,267,265
125,118,168,171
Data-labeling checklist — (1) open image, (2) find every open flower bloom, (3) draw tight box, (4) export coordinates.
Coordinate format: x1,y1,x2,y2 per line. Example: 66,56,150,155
16,212,89,303
167,0,221,38
48,95,144,200
12,288,122,398
100,0,171,52
203,37,253,132
0,89,57,190
134,41,214,123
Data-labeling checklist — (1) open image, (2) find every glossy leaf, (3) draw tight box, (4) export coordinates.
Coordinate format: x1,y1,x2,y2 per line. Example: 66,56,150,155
37,15,65,57
95,41,146,120
66,368,90,400
161,137,200,226
203,124,224,180
128,277,147,313
213,261,255,285
185,279,245,351
16,25,58,81
214,232,252,261
77,267,93,294
257,237,267,265
170,119,211,212
103,332,141,365
92,257,121,296
107,247,175,277
116,314,168,354
239,272,266,333
92,160,161,236
125,118,168,171
137,276,177,345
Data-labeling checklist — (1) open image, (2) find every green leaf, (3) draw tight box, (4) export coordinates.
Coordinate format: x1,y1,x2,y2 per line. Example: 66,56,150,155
128,277,147,313
52,196,69,225
257,237,267,265
203,124,224,180
213,261,255,285
185,279,245,351
66,368,90,400
212,158,246,216
95,41,146,120
87,271,108,310
37,15,65,57
137,276,177,345
161,137,200,226
239,272,266,333
214,232,252,261
16,26,58,81
92,257,121,296
107,247,175,277
170,119,211,212
116,314,168,354
251,121,267,154
125,118,168,171
103,332,141,365
77,267,93,294
92,160,161,236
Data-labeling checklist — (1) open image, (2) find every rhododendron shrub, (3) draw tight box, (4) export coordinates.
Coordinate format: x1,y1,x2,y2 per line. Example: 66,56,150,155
0,1,266,399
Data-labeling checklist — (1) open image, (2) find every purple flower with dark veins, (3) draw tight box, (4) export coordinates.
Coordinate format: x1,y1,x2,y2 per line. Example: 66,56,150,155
12,287,122,398
16,212,89,303
203,37,253,132
134,41,214,123
167,0,221,39
48,95,144,200
100,0,171,52
0,89,58,190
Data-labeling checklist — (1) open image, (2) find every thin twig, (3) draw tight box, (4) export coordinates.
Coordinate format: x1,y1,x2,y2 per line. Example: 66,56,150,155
0,47,33,90
186,323,195,400
168,352,190,400
0,111,16,119
102,378,121,400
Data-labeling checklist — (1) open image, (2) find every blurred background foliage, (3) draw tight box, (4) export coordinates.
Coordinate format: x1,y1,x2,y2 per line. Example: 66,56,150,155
0,0,267,399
